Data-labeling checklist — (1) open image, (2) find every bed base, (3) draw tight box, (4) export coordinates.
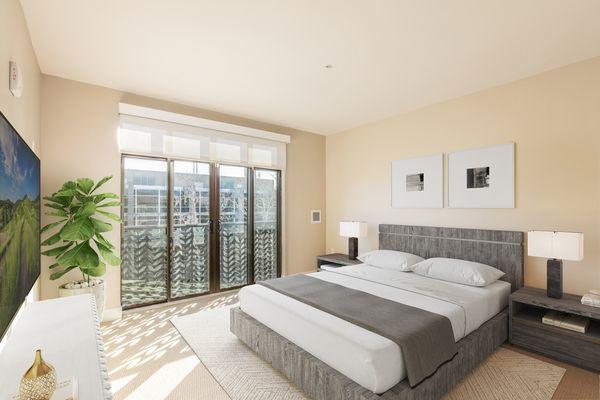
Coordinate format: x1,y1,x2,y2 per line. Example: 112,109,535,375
230,307,508,400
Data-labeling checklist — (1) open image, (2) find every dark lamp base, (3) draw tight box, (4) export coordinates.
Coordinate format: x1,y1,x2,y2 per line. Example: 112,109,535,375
547,258,563,299
348,237,358,260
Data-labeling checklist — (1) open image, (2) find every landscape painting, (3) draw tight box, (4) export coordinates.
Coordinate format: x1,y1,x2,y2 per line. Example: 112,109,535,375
0,112,40,339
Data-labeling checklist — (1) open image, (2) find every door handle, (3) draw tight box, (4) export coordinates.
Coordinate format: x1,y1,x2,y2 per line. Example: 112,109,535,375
217,219,222,233
209,219,214,234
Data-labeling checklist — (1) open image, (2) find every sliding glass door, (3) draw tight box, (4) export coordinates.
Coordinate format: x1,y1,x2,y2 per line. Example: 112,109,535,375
121,157,169,308
218,165,250,289
171,160,211,299
253,169,280,282
121,156,281,309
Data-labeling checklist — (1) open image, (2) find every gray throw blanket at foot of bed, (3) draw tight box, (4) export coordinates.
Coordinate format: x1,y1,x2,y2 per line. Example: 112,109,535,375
258,274,458,388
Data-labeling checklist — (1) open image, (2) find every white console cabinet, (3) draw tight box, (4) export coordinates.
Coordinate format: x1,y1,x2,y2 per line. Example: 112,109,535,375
0,294,112,399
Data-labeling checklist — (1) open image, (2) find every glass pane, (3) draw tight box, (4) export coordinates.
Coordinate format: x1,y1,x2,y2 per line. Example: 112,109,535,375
254,170,279,281
171,161,211,298
219,165,249,289
121,157,168,307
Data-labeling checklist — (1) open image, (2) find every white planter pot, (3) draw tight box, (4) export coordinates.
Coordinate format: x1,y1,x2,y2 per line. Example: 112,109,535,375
58,280,106,320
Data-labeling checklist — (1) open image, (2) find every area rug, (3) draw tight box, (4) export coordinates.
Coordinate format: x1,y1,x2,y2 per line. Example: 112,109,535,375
443,347,565,400
171,303,308,400
171,304,565,400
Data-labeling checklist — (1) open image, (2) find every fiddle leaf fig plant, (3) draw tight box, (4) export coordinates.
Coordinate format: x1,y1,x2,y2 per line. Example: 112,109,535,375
41,176,122,282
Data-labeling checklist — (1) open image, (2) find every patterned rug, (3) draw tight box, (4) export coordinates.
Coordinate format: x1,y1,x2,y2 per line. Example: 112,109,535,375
443,347,565,400
171,304,307,400
171,305,565,400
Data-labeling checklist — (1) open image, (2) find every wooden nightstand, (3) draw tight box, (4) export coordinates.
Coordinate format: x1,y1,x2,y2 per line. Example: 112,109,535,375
509,287,600,372
316,253,362,271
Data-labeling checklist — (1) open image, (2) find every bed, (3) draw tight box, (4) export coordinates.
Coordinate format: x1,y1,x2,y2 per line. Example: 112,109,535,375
231,224,524,400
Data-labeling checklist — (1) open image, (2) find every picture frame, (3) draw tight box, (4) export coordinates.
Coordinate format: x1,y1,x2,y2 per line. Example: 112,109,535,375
447,142,515,208
391,154,443,208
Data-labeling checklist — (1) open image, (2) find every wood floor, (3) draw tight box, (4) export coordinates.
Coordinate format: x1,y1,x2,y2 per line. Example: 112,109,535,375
504,344,599,400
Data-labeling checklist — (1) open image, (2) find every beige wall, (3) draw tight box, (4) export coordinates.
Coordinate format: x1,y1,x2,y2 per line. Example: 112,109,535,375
0,0,40,150
284,130,327,274
41,75,325,311
326,57,600,295
0,0,41,302
40,77,122,310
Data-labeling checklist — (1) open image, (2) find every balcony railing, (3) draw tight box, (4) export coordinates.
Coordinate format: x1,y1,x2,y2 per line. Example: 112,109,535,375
121,221,277,307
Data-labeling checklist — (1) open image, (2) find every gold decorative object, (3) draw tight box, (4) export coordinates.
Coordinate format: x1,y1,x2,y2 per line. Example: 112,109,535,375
19,349,57,400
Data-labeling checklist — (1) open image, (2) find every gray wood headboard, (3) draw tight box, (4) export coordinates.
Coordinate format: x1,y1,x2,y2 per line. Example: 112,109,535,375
379,224,524,292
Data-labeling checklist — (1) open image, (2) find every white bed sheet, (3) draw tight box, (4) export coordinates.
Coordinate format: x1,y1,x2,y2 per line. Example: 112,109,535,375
239,264,511,394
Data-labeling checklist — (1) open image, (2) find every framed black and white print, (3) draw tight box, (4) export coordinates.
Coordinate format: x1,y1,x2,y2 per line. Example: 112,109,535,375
391,154,443,208
447,143,515,208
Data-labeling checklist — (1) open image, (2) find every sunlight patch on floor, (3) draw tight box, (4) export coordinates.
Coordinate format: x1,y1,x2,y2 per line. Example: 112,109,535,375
125,356,199,400
102,292,238,399
110,373,138,395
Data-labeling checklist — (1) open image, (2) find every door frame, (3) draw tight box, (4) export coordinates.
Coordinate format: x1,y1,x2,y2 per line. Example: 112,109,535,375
120,154,282,310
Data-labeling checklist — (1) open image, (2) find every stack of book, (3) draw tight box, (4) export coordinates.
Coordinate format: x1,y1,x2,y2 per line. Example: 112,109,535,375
581,288,600,308
542,311,589,333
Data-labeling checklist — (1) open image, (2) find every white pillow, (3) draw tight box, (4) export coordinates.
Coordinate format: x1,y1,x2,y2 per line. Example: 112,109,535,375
358,250,424,271
412,258,505,287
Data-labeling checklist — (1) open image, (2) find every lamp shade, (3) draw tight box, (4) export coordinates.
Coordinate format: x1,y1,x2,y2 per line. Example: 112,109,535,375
528,231,584,261
339,221,368,238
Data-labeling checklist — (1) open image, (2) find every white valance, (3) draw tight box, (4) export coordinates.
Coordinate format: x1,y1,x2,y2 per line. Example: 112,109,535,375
118,108,288,170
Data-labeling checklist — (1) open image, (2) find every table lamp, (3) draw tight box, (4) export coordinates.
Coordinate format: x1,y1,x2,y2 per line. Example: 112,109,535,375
339,221,368,260
528,230,584,299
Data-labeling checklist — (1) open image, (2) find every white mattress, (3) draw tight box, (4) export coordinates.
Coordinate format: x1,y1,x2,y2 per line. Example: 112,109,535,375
239,264,511,394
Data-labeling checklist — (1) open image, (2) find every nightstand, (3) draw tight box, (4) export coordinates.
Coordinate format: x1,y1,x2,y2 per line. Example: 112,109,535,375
509,287,600,372
316,253,362,271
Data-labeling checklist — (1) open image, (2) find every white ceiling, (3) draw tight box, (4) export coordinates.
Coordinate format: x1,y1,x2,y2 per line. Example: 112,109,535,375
20,0,600,134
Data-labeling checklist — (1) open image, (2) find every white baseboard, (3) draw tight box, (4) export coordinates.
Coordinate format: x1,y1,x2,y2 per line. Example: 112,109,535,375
103,307,123,322
121,289,241,314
